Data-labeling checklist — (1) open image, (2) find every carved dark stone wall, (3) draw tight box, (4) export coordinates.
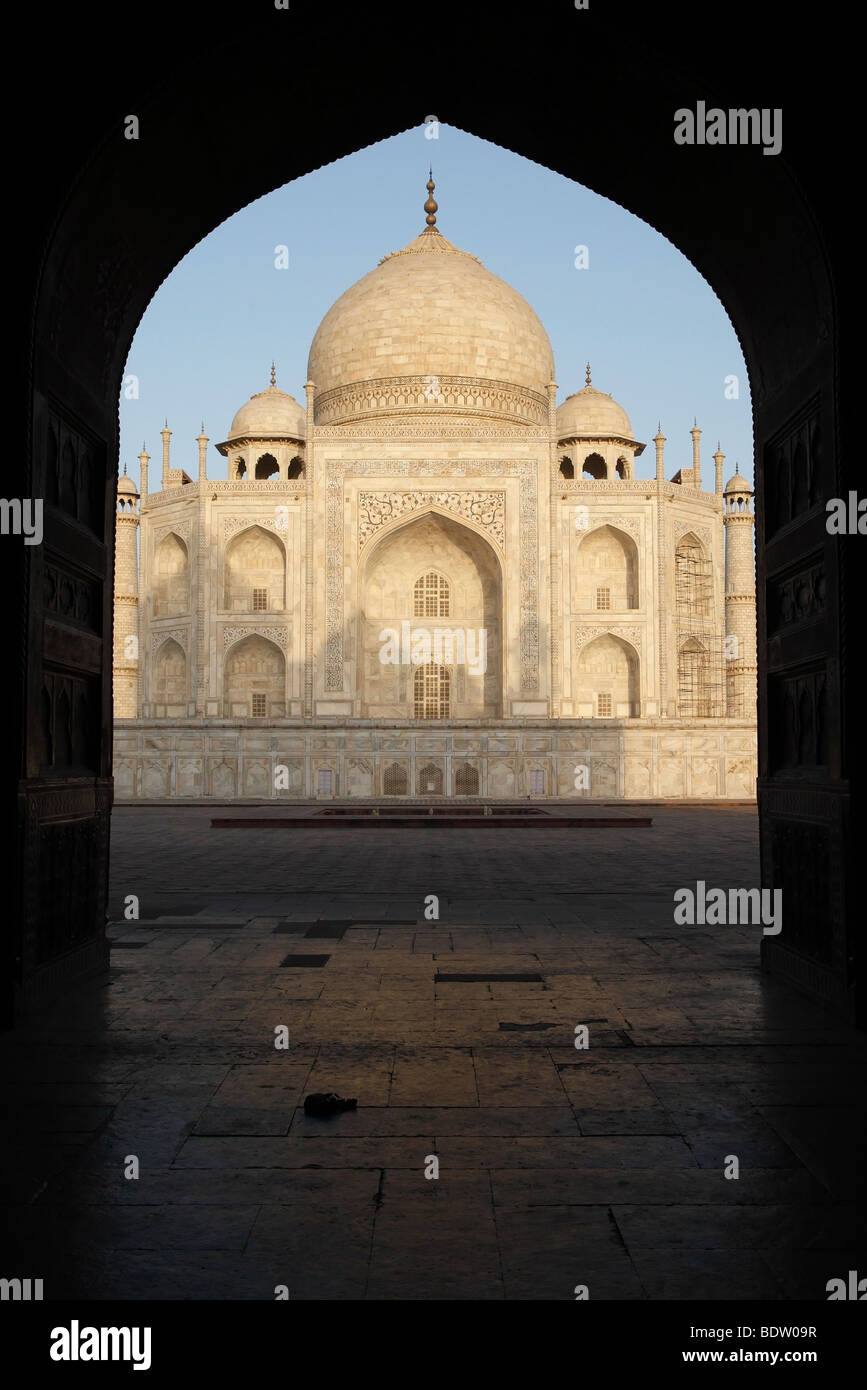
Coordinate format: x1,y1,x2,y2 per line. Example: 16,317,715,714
756,370,851,1016
5,0,854,1025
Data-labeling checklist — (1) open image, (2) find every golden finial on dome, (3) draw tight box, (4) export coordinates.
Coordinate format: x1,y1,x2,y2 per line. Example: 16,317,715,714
424,169,438,227
585,362,591,387
270,362,276,387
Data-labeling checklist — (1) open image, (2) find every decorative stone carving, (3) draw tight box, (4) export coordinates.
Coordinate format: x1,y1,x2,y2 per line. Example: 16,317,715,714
324,459,538,694
358,491,505,551
768,563,826,632
151,627,189,653
673,520,712,548
222,625,288,649
765,397,822,535
555,435,638,448
155,520,192,545
143,483,306,508
325,477,344,689
40,672,100,772
92,246,137,397
770,666,829,771
602,515,642,539
113,721,757,809
44,563,100,631
315,425,550,440
223,516,289,540
574,624,643,652
45,407,104,536
315,374,548,427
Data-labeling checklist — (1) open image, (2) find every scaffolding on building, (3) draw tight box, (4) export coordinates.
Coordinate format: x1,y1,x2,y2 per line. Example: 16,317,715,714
676,633,729,718
675,541,733,718
675,541,714,620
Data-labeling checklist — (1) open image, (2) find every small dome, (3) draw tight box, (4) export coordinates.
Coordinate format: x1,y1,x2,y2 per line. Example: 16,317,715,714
557,383,633,440
228,381,306,441
117,471,138,494
724,471,752,493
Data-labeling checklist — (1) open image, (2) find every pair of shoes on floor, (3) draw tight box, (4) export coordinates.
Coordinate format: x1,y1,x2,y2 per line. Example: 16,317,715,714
303,1092,358,1117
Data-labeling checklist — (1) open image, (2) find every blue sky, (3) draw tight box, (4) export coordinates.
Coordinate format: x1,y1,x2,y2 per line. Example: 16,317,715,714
119,125,752,488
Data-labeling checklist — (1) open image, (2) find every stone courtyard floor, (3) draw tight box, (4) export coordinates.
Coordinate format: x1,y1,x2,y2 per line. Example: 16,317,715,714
2,804,865,1300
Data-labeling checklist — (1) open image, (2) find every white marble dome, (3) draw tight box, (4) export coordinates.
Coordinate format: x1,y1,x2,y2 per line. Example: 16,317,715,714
307,223,555,423
557,383,633,440
724,471,752,494
227,381,306,441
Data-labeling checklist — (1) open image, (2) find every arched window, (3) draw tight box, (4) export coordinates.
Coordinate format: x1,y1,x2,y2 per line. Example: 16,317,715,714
417,762,444,794
153,532,189,617
153,638,187,712
383,763,408,795
677,638,713,717
615,456,629,479
235,458,247,479
675,535,712,619
575,525,638,610
224,524,285,611
455,763,479,795
559,456,574,479
582,452,607,480
414,663,450,719
413,571,450,617
577,633,640,718
287,456,304,479
223,634,286,717
255,453,279,480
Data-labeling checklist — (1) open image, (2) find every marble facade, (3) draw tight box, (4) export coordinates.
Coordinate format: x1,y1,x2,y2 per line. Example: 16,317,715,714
113,188,757,801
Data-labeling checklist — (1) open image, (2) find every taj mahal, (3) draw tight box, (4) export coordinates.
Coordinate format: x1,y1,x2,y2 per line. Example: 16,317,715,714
112,179,757,802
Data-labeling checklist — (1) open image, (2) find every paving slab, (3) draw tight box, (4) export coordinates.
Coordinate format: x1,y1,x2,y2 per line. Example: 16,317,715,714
1,803,863,1300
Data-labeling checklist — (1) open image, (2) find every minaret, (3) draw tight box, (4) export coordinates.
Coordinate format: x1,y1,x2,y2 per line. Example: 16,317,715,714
714,442,725,495
113,465,140,718
690,419,702,489
161,421,172,487
197,423,208,482
138,442,149,499
654,423,666,481
304,377,316,717
654,422,668,714
723,470,757,717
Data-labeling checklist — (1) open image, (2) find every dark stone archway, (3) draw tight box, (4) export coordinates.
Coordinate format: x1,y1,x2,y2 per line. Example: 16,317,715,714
5,0,854,1023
